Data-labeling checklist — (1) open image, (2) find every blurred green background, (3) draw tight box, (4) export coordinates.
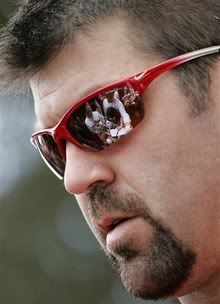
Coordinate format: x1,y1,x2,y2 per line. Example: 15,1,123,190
0,2,179,304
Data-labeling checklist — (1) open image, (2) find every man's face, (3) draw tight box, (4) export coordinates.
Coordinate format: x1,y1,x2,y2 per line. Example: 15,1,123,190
106,92,115,103
30,18,220,300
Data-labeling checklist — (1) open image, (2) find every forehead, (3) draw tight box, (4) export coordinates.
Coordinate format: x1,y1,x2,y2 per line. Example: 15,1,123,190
30,18,154,128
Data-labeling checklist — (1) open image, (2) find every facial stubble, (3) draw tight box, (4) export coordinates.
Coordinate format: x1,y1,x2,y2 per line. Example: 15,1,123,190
87,185,196,300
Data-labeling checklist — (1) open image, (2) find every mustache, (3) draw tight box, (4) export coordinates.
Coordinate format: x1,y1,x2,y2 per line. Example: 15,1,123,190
86,183,149,220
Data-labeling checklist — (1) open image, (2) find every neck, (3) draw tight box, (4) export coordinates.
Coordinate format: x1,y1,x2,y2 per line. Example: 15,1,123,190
179,274,220,304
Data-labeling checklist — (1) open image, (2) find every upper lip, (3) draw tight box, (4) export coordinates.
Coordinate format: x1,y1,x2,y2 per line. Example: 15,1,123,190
96,215,135,234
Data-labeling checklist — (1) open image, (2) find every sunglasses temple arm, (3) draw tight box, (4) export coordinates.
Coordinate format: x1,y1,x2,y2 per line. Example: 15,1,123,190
136,45,220,91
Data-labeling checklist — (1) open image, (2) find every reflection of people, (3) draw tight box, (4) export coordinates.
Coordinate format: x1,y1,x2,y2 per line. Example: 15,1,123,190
106,107,129,138
90,99,102,113
68,113,105,150
85,104,105,133
106,107,122,128
1,1,220,304
122,86,136,105
103,91,132,129
114,90,119,100
122,86,144,126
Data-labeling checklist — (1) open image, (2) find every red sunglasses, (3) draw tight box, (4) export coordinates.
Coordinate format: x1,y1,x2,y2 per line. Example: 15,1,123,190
31,45,220,180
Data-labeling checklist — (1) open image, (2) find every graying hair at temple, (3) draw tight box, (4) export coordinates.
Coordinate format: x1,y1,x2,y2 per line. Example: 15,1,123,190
0,0,220,114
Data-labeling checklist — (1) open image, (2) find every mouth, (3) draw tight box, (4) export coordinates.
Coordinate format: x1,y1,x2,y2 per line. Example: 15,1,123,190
96,214,153,259
97,216,135,234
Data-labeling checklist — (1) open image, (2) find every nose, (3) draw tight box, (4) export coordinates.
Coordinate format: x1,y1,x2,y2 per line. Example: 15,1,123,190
64,142,116,194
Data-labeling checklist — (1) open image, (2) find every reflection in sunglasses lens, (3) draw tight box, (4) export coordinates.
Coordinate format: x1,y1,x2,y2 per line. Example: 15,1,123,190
67,86,145,150
37,134,65,176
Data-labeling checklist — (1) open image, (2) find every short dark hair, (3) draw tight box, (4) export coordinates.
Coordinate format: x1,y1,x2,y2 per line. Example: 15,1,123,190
0,0,220,113
107,107,121,124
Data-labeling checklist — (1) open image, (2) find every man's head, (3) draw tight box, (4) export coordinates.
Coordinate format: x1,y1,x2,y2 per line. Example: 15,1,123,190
105,91,115,103
1,0,220,302
106,107,121,125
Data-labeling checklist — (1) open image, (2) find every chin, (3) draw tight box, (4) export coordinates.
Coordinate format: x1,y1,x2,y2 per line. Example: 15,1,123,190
118,258,183,301
107,240,196,302
119,257,211,302
121,273,193,301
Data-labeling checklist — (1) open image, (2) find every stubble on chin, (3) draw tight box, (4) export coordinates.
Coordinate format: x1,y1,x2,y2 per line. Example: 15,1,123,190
106,221,196,300
86,184,196,300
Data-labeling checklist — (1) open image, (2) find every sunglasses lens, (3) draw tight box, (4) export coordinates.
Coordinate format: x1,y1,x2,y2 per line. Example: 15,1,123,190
35,134,65,178
67,86,145,150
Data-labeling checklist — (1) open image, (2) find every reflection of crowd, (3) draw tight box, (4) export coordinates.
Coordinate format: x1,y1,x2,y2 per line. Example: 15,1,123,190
85,104,106,133
67,86,144,149
122,86,144,124
103,91,131,128
84,89,133,144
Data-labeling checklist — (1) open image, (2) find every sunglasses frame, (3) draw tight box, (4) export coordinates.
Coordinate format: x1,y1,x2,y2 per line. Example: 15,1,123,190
31,45,220,179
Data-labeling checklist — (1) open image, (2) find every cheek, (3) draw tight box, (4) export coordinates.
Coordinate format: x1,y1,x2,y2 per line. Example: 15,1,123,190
110,92,220,258
114,145,220,293
121,126,219,244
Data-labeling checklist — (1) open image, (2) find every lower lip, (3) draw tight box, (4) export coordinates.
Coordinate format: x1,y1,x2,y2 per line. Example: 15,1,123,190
106,216,151,254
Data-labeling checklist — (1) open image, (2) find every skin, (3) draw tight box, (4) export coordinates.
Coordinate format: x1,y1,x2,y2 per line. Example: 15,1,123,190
30,17,220,303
